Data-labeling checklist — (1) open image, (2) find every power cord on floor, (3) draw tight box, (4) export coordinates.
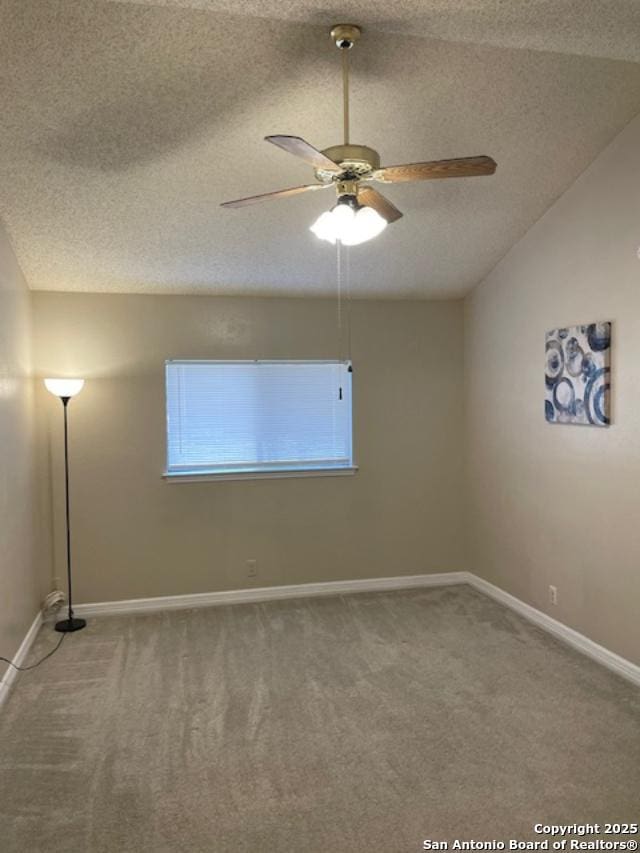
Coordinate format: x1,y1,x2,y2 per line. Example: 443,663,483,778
0,631,66,672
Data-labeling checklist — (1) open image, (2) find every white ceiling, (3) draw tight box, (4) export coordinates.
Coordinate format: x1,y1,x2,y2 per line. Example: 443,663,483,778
1,0,640,298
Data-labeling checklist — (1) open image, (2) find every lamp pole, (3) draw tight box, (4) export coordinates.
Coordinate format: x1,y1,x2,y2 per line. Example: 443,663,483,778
56,396,85,633
44,378,86,633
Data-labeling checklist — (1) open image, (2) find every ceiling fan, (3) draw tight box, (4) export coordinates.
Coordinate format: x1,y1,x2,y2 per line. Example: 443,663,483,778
221,24,497,246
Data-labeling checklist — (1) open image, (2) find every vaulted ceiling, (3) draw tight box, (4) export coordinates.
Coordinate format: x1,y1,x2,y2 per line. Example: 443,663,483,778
2,0,640,298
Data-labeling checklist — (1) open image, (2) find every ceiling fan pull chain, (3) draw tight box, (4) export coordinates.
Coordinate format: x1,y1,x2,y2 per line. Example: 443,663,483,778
336,239,343,364
346,245,352,370
336,240,348,398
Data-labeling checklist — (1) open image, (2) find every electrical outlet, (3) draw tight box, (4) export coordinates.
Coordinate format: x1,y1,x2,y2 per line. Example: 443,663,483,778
549,585,558,606
42,590,65,612
246,559,258,578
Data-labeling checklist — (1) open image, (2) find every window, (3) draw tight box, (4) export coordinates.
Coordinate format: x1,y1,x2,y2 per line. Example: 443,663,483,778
164,360,354,480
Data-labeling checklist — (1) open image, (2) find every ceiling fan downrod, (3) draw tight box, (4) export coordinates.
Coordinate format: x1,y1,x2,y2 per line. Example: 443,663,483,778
331,24,361,146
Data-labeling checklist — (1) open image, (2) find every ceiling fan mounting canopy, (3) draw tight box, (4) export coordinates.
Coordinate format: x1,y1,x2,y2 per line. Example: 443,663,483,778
330,24,361,50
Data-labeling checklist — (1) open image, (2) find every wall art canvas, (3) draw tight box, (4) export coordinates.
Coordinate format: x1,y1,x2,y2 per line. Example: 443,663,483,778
545,322,611,426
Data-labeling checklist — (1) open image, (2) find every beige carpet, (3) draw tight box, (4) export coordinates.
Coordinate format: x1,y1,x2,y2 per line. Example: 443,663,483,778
1,585,639,852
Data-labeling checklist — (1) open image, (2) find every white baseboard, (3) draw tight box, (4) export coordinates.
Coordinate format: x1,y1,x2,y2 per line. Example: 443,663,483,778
0,611,43,708
66,569,640,690
467,574,640,688
73,572,469,618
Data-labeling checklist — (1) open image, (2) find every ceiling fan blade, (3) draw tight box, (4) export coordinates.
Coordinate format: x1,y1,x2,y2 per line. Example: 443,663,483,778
374,156,497,184
265,135,341,172
221,183,330,209
357,186,403,223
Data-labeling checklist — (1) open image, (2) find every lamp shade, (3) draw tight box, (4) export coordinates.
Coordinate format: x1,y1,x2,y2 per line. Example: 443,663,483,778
44,378,85,398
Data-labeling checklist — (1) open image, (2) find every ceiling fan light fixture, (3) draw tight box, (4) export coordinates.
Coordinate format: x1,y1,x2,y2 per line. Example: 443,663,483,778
310,197,387,246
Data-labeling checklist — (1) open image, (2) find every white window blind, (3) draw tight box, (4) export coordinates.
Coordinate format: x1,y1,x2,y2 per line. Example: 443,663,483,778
165,360,353,477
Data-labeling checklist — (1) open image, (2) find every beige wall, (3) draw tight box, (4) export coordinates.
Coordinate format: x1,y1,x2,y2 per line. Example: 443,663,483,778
464,114,640,665
0,226,44,684
33,294,465,604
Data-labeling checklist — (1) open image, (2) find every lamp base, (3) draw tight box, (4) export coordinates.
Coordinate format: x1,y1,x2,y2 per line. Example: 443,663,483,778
55,617,86,633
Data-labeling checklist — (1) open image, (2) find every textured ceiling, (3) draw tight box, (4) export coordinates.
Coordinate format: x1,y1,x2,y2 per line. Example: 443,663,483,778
1,0,640,298
113,0,640,63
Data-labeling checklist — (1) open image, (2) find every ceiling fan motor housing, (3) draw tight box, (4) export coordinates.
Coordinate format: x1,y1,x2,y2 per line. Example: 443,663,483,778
315,144,381,182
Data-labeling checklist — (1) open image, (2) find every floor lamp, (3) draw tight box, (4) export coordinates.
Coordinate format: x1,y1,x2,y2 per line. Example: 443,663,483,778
44,378,87,633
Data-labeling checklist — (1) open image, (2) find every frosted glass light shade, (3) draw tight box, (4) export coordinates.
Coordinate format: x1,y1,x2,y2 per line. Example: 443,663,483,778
309,209,338,244
343,206,387,246
310,200,387,246
44,378,85,398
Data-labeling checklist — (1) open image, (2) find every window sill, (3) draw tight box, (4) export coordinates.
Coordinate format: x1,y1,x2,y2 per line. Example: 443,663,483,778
162,466,358,483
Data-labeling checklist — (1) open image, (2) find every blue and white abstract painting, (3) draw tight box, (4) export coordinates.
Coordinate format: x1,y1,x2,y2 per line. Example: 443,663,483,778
545,322,611,426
